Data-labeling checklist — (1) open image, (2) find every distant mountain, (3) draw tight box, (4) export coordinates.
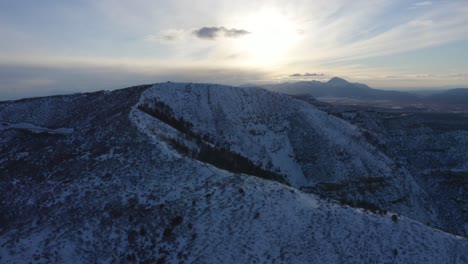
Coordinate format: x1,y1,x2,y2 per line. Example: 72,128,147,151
424,88,468,105
0,83,466,262
328,76,353,87
263,77,419,101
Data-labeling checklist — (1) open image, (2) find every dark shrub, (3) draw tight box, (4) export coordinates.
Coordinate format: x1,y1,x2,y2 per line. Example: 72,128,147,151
163,227,172,238
171,216,183,226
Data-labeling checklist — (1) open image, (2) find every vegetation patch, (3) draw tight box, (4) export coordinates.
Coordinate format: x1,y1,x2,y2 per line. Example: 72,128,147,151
139,100,289,185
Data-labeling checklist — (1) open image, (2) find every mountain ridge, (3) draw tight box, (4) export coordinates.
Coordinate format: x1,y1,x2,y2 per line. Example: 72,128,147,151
260,78,468,107
263,77,418,101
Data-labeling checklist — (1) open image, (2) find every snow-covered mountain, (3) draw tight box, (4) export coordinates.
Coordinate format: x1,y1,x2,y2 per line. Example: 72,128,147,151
134,83,439,226
0,83,466,263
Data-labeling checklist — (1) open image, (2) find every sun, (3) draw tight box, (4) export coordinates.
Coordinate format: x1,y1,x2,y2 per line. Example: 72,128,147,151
235,10,301,66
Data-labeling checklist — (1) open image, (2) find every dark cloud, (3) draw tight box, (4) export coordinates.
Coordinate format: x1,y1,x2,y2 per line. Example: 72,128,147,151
193,27,250,40
289,73,326,78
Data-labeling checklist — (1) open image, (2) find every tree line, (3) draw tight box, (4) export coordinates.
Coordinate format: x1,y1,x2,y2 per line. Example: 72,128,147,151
139,100,288,185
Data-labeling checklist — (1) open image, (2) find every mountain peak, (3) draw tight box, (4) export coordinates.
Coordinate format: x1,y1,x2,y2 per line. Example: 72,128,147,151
327,77,351,86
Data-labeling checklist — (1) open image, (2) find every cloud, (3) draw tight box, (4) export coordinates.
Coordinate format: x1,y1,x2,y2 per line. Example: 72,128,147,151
145,26,250,44
413,1,432,7
448,73,468,79
145,29,186,44
289,73,326,77
384,73,467,80
408,19,433,27
193,27,250,40
316,9,468,62
409,1,433,10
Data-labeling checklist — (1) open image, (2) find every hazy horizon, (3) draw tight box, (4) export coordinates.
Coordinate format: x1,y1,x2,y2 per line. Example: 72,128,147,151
1,0,468,99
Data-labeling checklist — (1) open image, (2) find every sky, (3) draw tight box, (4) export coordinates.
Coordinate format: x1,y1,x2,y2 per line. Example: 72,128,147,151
1,0,468,99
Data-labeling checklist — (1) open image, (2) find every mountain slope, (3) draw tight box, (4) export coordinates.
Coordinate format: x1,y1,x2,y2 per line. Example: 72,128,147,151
0,84,466,263
135,83,433,225
323,105,468,236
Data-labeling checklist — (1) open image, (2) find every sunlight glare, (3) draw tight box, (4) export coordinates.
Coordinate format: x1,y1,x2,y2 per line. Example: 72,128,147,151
237,10,301,65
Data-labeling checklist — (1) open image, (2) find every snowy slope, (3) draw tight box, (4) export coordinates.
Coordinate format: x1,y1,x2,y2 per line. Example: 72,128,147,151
327,107,468,236
137,83,306,186
0,84,466,263
135,83,432,225
138,83,395,184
